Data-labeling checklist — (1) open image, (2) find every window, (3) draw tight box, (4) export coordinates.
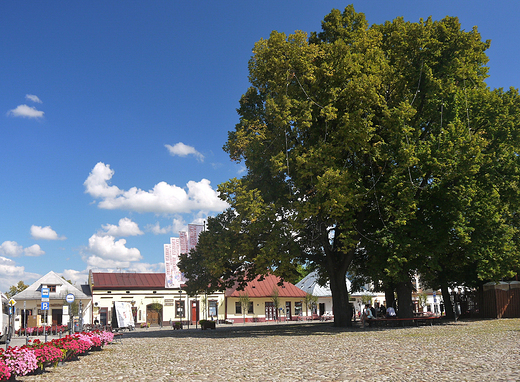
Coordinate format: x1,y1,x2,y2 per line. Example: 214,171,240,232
175,300,185,318
248,301,254,314
295,302,302,316
48,285,56,293
235,302,241,314
209,300,218,317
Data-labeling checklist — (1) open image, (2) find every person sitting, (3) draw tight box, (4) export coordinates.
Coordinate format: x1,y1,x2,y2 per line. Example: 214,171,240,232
379,304,387,317
386,306,396,318
362,304,375,327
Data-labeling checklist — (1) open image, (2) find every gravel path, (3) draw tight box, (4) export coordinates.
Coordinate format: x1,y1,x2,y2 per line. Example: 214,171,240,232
15,319,520,382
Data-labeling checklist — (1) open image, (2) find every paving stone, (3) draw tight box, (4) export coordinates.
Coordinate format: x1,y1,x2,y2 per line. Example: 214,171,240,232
15,319,520,382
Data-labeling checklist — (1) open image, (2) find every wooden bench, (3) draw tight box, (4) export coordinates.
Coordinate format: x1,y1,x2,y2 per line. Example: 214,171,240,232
367,316,441,327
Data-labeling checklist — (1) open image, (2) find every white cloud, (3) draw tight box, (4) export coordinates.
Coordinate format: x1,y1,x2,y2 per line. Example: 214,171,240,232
0,256,40,291
0,241,23,257
25,94,42,103
126,262,163,273
100,218,143,237
165,142,204,162
147,222,172,235
60,269,89,286
84,255,132,269
84,162,229,214
7,104,44,119
146,218,185,235
81,260,163,274
0,256,26,276
86,234,142,262
24,244,45,257
237,165,247,175
84,162,121,199
31,225,67,240
0,241,44,257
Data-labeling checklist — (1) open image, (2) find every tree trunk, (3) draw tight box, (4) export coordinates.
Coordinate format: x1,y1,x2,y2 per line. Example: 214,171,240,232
384,284,396,309
396,281,413,318
441,283,454,320
328,265,352,327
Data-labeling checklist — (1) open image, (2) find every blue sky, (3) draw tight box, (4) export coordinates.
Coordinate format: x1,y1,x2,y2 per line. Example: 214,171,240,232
1,1,519,291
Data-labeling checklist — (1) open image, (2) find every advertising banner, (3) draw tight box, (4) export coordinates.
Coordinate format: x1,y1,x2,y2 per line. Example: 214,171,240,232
179,231,188,254
114,301,135,329
164,243,173,288
188,224,204,251
169,238,183,288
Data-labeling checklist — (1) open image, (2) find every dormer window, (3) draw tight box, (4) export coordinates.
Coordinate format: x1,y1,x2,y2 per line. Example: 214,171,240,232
48,285,56,293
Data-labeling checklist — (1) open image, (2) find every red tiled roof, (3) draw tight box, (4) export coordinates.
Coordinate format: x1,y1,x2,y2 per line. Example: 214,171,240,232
226,274,306,298
91,272,166,290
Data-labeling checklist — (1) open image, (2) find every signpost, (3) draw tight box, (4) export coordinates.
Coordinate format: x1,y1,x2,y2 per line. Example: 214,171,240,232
41,286,50,342
6,299,16,348
24,301,28,346
66,294,75,333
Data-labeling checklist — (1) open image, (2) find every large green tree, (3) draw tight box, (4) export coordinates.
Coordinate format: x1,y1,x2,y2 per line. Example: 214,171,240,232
181,6,520,326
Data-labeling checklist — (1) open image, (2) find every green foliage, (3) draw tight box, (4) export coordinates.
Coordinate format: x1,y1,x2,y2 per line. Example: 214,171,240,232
239,292,250,322
6,280,29,298
304,293,318,311
148,301,163,312
360,294,373,305
180,5,520,326
417,292,428,308
271,288,280,320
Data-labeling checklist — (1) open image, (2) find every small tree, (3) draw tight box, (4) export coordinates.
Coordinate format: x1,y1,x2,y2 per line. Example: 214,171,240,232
6,280,29,298
304,293,318,317
417,292,428,313
360,294,372,306
271,287,280,321
239,292,250,324
200,294,208,320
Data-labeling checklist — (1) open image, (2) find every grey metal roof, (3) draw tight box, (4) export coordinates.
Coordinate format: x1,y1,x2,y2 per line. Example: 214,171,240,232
295,271,353,297
12,271,90,301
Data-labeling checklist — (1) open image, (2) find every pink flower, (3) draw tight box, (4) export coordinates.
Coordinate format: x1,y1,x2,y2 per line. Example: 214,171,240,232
3,346,38,376
0,359,11,381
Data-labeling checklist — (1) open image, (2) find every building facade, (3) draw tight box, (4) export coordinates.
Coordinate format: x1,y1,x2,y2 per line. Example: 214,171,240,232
89,271,225,326
224,274,307,323
11,271,91,330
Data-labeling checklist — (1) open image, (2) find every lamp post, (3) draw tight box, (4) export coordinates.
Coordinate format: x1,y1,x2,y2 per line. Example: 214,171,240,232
79,300,83,332
24,301,28,346
178,289,182,323
131,300,136,329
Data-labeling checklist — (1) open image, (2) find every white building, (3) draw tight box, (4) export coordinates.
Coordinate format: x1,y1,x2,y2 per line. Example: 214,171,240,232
11,271,91,330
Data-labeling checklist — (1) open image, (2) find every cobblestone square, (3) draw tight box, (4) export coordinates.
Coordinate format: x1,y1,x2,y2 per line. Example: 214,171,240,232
16,319,520,382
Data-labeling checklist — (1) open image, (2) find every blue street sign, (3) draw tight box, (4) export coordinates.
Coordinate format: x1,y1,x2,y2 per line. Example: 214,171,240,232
41,302,49,310
41,287,50,299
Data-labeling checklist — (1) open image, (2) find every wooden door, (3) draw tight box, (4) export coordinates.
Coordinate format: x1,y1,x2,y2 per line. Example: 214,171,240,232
146,305,161,325
191,301,199,323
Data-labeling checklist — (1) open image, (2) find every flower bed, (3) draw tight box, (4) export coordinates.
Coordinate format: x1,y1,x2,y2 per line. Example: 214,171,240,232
0,330,114,380
16,325,68,336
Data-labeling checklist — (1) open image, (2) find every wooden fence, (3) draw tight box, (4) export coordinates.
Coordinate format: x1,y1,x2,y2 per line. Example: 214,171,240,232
479,283,520,318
